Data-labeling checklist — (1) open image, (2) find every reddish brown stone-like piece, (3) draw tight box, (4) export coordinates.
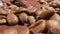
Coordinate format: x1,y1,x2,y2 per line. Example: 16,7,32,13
17,0,41,10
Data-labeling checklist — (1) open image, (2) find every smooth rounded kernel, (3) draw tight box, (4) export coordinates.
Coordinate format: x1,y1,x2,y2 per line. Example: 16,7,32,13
27,16,36,24
47,20,60,34
47,20,60,29
3,28,18,34
30,20,46,33
50,14,60,22
19,13,27,23
27,6,37,13
0,19,6,24
7,13,18,25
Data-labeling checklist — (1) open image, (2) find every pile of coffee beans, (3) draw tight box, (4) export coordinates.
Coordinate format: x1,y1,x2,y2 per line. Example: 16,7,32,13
0,0,60,34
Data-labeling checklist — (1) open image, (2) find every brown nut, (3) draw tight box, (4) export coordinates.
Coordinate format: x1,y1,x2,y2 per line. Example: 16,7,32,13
19,7,27,12
7,13,18,25
3,28,18,34
0,15,6,19
47,20,60,34
30,20,46,33
17,0,41,10
0,19,6,24
27,16,36,24
50,13,60,22
19,13,27,23
27,6,37,13
49,0,60,8
37,11,54,19
0,9,10,15
9,5,20,11
39,0,45,3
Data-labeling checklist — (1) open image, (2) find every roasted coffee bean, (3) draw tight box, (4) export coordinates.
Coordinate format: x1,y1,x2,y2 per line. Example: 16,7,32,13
30,20,46,33
47,20,60,34
27,6,37,13
27,16,36,24
39,0,45,4
0,9,10,15
9,5,20,11
49,0,60,8
0,19,6,24
19,7,27,12
17,0,41,10
0,15,6,19
50,13,60,22
7,13,18,25
19,13,28,23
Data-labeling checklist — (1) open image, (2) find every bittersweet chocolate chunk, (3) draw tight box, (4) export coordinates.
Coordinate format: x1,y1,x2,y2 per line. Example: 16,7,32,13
17,0,42,10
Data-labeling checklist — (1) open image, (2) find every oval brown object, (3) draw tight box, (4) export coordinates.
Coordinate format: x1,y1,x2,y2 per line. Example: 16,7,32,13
50,14,60,22
7,13,18,25
0,15,6,19
37,11,54,19
19,13,27,23
0,19,6,24
47,20,60,34
0,9,10,15
17,0,41,10
27,6,37,13
30,20,46,33
27,16,36,24
3,28,18,34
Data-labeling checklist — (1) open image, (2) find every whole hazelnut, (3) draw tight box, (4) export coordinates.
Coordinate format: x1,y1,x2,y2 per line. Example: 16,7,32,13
7,13,18,25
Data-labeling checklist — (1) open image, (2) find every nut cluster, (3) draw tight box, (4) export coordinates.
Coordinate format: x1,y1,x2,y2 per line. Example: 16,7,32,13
1,0,60,34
